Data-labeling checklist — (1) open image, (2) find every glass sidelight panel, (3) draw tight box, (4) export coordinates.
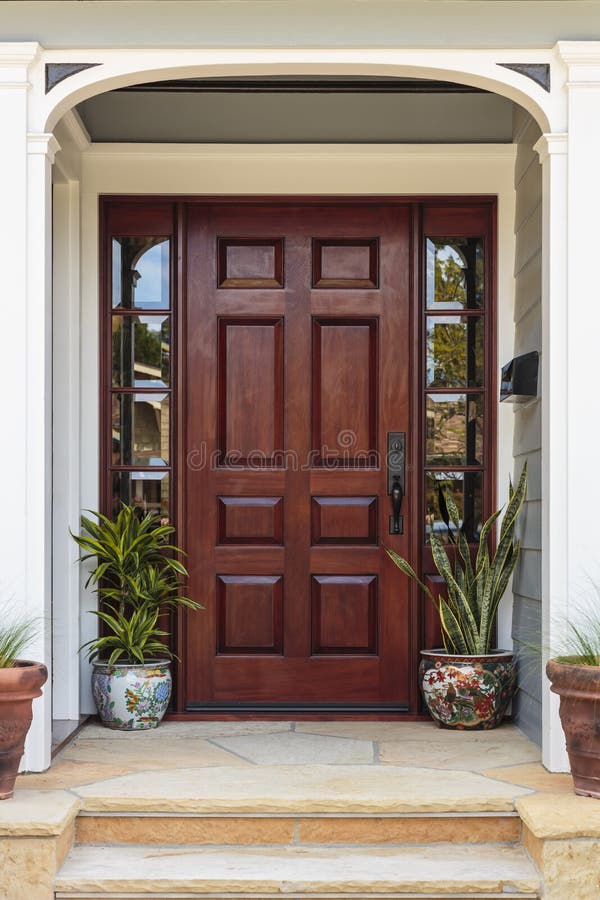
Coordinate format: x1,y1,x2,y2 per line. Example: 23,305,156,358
112,237,170,310
426,316,483,388
425,471,483,544
426,238,484,310
112,393,170,466
112,316,170,388
112,471,170,520
426,394,483,466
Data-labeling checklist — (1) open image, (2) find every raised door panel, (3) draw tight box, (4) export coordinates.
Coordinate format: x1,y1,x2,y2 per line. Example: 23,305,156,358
312,317,378,465
311,496,378,544
218,238,284,288
311,575,377,655
312,238,379,289
218,317,284,464
218,496,284,545
217,575,283,654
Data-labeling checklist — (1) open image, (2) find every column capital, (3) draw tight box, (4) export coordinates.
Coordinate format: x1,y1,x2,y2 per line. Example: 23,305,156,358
27,133,61,164
0,42,40,85
534,133,568,164
556,41,600,83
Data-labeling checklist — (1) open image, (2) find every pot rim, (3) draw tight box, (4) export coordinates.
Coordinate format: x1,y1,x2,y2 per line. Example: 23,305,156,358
547,657,600,672
0,659,47,670
420,648,513,660
92,659,171,670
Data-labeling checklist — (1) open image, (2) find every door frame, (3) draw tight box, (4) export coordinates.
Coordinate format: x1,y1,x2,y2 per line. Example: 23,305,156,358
99,194,497,718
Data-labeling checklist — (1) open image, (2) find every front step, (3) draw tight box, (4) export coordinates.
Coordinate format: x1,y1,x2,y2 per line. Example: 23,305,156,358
56,765,540,898
55,842,540,898
75,811,522,846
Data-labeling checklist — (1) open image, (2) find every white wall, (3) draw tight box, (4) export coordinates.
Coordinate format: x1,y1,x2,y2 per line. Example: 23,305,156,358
59,141,517,712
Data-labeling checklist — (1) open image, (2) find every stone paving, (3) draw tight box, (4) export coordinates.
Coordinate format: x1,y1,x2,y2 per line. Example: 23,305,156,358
17,719,573,795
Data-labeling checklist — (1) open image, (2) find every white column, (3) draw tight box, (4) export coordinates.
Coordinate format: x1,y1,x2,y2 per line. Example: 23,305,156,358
52,173,81,723
540,42,600,771
536,132,569,772
0,42,55,771
25,130,59,772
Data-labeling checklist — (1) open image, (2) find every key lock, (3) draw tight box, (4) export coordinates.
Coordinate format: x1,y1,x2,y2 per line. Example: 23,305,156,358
387,432,405,535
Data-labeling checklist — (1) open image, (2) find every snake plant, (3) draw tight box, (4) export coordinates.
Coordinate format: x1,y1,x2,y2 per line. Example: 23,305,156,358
72,505,202,664
386,465,527,655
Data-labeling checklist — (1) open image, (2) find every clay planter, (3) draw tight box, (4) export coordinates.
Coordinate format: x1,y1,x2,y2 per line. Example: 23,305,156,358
92,660,172,730
0,661,48,799
546,658,600,798
419,649,516,730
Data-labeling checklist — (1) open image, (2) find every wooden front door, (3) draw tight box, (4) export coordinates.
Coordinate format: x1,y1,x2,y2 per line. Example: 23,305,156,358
184,203,413,711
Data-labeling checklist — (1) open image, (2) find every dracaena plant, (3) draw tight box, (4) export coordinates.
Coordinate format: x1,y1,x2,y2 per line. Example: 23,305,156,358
386,465,527,655
72,505,202,665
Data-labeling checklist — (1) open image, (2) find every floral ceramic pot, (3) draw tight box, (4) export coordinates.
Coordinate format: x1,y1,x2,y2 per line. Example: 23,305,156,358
419,649,516,730
91,660,172,730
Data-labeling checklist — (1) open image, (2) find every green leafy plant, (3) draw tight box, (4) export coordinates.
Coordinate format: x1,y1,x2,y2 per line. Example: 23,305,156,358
386,465,527,655
0,608,39,668
72,505,202,665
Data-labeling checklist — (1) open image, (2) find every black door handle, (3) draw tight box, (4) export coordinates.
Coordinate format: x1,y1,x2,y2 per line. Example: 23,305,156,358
387,432,406,535
390,478,404,535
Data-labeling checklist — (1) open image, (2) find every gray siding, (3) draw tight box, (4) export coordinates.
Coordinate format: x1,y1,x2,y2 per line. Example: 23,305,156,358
511,106,543,745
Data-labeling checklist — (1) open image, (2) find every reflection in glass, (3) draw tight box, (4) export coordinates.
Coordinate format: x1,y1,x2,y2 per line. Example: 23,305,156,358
426,238,484,310
112,393,170,466
112,237,170,310
426,316,483,388
112,471,170,520
425,471,483,544
426,394,483,466
112,316,170,388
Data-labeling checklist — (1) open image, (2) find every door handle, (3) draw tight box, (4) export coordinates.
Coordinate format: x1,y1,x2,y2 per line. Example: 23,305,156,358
391,478,404,534
388,432,405,535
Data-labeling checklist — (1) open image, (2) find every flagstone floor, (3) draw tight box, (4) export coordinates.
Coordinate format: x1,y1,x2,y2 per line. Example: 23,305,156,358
17,720,573,797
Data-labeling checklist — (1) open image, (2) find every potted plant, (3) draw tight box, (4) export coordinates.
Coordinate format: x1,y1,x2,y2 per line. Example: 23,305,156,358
386,466,527,730
72,505,202,730
0,611,46,799
546,611,600,798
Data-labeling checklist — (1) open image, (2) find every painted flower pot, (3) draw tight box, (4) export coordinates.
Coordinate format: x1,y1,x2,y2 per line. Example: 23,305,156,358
547,659,600,798
91,660,172,730
0,660,48,799
419,649,516,730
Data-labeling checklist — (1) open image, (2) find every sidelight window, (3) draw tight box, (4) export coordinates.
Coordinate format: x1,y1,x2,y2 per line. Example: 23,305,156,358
423,234,489,545
105,223,175,521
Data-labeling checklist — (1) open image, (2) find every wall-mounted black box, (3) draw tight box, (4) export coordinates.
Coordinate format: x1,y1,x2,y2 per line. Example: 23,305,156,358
500,351,539,403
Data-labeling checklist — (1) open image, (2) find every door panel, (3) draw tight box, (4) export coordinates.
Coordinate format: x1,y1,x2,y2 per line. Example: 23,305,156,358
184,203,411,710
217,317,284,464
312,318,378,464
217,574,284,655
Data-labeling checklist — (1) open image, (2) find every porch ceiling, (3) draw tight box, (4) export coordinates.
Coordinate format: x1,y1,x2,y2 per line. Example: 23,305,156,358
76,84,514,143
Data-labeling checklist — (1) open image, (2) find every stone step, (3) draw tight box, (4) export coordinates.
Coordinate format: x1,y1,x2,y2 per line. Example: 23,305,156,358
75,811,521,846
71,764,532,815
55,843,540,898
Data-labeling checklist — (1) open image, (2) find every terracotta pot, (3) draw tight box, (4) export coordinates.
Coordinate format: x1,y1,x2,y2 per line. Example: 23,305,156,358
547,658,600,798
0,661,47,799
419,649,516,730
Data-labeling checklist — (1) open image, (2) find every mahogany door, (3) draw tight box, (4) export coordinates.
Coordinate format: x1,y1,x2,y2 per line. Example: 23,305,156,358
184,203,413,711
